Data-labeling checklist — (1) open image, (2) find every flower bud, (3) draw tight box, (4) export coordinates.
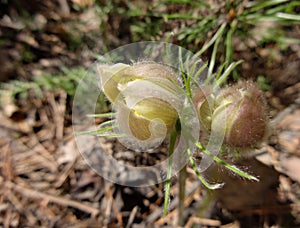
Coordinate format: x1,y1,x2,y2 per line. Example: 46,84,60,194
98,62,182,144
211,81,268,148
127,97,178,140
97,63,130,103
98,62,182,103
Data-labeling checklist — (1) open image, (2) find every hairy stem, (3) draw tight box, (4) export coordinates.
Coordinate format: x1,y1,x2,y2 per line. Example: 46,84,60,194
178,164,187,226
163,126,179,216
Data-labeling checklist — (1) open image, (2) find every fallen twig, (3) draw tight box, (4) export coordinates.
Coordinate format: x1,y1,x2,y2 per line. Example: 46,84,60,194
4,181,100,217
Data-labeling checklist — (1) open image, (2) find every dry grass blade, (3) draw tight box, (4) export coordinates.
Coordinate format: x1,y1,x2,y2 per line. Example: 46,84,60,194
46,90,67,141
185,217,221,228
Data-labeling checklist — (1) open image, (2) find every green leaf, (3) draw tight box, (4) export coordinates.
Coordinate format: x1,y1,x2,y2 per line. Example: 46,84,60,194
275,12,300,21
194,141,259,181
86,112,116,118
187,148,224,189
213,60,243,89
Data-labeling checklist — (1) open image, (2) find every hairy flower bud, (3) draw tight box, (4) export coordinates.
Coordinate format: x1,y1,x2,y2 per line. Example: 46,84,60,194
97,63,130,103
97,62,182,144
98,62,182,103
211,81,268,148
126,97,178,140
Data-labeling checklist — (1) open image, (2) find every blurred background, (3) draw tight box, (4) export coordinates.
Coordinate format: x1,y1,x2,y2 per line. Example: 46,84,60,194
0,0,299,227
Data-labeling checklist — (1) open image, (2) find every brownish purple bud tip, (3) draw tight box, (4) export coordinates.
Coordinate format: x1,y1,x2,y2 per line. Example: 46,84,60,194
212,80,269,148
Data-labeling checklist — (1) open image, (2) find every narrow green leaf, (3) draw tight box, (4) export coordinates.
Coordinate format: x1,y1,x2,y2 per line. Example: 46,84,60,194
77,125,115,136
225,26,233,68
194,23,227,59
192,61,208,83
276,12,300,21
96,133,126,138
213,60,243,89
86,113,116,118
244,0,289,14
207,23,224,78
194,141,259,181
187,148,224,189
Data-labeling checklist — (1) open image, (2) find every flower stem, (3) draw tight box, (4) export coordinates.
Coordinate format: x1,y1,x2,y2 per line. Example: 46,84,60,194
178,164,187,226
163,124,179,216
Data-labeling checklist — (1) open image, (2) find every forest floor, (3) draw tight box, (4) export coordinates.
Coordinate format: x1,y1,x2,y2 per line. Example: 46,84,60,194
0,1,300,227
